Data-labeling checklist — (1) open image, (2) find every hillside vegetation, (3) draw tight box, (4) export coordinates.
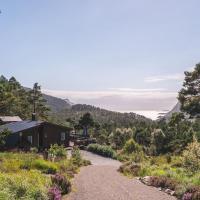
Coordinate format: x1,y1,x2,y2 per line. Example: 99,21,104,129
85,63,200,200
51,104,152,128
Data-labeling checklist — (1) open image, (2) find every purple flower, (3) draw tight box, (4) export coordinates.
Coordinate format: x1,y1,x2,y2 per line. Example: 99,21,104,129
48,186,62,200
182,193,193,200
51,173,71,194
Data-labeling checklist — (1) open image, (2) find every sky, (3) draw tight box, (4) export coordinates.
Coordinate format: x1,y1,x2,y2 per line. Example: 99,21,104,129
0,0,200,119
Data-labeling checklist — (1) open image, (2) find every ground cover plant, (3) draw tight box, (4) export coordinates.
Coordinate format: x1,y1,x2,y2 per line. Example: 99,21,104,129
0,146,89,200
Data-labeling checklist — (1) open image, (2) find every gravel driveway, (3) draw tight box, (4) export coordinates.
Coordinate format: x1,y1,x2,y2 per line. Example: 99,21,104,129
66,151,176,200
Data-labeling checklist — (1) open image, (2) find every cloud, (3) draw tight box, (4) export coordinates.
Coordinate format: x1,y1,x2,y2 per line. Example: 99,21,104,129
108,88,166,92
42,88,178,113
42,88,175,100
144,74,184,83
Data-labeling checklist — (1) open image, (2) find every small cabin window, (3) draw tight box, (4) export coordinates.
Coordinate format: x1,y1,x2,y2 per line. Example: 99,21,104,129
61,132,65,141
27,136,33,144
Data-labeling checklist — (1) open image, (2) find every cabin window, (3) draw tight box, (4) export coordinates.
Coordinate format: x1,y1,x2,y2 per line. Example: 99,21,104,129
61,132,65,141
27,136,33,144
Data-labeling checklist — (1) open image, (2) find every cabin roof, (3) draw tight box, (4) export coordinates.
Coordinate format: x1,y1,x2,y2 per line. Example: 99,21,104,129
0,120,71,134
0,116,22,122
0,120,43,133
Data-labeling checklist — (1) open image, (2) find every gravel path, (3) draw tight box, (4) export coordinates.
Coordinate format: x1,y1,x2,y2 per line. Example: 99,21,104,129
66,151,176,200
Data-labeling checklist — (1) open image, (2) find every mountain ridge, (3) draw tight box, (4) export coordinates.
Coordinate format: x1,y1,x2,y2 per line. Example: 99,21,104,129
41,93,153,125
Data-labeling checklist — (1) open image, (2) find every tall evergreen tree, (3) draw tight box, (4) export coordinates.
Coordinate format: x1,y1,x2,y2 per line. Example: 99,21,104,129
28,83,50,120
0,76,50,120
78,112,94,136
178,63,200,118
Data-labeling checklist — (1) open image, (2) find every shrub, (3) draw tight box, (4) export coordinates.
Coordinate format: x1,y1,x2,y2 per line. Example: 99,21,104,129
130,151,145,163
175,185,187,199
57,160,78,177
71,146,82,166
87,144,116,159
118,162,142,177
48,186,61,200
0,128,11,148
48,144,67,160
149,176,178,190
20,155,36,170
123,139,142,154
33,159,58,174
182,193,192,200
51,174,71,194
71,146,81,160
182,138,200,172
185,186,200,200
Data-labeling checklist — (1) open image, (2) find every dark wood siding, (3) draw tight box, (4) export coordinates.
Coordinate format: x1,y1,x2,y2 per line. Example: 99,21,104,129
42,123,70,148
4,122,70,150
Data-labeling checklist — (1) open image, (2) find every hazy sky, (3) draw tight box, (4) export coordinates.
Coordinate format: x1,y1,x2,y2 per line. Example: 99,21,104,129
0,1,200,118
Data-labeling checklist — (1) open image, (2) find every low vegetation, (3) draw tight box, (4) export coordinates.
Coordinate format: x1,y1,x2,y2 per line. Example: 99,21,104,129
87,143,117,159
117,138,200,200
0,146,90,200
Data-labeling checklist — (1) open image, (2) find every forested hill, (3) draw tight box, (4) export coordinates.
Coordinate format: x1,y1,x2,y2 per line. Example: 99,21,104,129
42,93,72,112
49,103,152,127
71,104,150,124
41,92,152,126
0,75,152,126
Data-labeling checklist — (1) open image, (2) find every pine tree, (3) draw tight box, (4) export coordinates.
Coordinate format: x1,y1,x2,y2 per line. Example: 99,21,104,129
28,83,50,120
178,63,200,117
78,112,94,136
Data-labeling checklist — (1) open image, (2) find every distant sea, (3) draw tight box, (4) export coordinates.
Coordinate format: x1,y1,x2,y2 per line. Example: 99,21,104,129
120,110,167,120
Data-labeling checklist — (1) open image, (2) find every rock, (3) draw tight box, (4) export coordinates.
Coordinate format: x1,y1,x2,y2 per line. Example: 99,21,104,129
164,189,175,196
140,176,151,186
170,191,175,196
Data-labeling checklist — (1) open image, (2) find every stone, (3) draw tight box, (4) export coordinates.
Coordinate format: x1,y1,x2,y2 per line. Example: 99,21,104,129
140,176,151,186
164,189,175,196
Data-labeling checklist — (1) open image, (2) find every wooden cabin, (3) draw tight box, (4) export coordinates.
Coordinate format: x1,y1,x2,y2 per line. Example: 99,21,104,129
0,120,71,150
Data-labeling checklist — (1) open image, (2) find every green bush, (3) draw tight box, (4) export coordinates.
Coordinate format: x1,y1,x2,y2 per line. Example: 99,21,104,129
0,128,11,148
130,151,145,163
33,159,58,174
57,160,78,178
71,146,82,166
48,144,67,159
123,139,142,154
87,144,116,159
182,138,200,172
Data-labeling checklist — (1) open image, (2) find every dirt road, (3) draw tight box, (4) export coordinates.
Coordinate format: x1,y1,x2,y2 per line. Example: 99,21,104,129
67,151,176,200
